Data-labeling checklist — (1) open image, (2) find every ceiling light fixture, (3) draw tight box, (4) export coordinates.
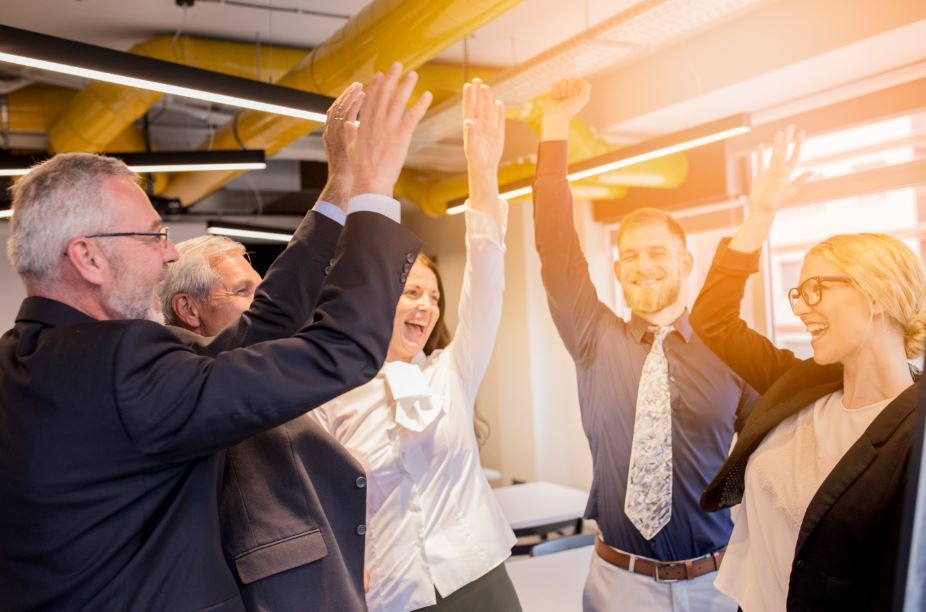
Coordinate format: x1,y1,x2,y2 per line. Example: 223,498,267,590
0,25,333,122
206,221,293,243
445,114,751,214
0,150,267,177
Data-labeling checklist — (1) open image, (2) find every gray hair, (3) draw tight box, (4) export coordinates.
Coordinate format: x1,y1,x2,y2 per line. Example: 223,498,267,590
7,153,138,284
159,234,247,326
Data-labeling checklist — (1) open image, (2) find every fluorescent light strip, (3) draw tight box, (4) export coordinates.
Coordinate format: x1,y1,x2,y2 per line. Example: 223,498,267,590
207,226,293,243
0,162,267,177
0,210,12,219
491,124,751,203
566,126,751,182
0,51,328,123
445,204,467,215
498,185,534,201
128,162,267,173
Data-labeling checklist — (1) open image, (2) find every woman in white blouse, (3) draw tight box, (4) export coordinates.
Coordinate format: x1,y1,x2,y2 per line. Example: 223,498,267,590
313,79,520,612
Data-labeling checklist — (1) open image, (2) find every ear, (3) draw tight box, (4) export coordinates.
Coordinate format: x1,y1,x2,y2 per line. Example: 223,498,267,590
171,293,203,332
680,251,694,278
64,237,107,286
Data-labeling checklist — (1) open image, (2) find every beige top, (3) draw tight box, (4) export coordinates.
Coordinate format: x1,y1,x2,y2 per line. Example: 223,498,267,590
715,389,893,611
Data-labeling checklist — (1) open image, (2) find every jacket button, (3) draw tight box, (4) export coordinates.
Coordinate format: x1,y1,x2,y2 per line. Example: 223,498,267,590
403,262,411,272
356,476,367,489
324,265,332,275
406,253,415,263
400,273,408,283
329,258,336,266
356,524,367,536
795,559,805,569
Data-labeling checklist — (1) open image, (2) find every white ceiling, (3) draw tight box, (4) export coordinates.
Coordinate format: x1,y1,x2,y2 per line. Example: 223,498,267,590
3,0,925,206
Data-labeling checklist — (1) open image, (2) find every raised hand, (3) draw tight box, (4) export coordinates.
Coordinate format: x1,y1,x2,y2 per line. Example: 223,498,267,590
729,126,813,253
463,78,505,174
542,78,591,141
348,62,433,197
748,125,812,215
320,82,364,209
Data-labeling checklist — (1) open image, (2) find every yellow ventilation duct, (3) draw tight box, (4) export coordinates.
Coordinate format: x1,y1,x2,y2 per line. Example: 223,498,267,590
48,36,309,154
396,97,688,216
161,0,522,205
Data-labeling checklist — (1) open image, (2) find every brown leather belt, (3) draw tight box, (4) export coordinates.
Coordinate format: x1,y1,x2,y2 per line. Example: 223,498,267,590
594,538,725,583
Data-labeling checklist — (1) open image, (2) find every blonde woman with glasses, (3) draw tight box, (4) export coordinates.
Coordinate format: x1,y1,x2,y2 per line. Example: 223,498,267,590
690,126,926,611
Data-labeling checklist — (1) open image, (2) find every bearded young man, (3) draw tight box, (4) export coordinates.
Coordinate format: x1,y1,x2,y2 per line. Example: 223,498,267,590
531,78,758,612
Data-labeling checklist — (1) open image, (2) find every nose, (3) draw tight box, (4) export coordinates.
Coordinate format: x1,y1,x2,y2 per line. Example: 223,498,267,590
163,239,179,264
790,294,811,315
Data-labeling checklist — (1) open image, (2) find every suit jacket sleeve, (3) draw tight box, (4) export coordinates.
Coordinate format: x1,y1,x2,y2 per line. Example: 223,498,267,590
532,140,613,365
689,237,802,394
116,212,422,463
184,210,343,356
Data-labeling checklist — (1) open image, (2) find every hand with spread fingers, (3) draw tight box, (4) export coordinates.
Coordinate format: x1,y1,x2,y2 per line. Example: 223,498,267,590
542,77,592,141
748,125,813,215
320,82,365,209
730,125,813,252
348,62,433,197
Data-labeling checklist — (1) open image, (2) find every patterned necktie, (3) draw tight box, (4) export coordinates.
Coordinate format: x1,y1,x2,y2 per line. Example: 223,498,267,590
624,325,673,541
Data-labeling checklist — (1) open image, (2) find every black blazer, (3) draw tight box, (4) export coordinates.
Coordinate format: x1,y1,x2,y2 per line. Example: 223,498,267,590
691,240,918,611
178,213,370,611
0,212,421,611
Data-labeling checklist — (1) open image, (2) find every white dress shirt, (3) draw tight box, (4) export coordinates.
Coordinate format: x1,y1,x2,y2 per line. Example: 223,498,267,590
715,390,893,611
313,201,514,612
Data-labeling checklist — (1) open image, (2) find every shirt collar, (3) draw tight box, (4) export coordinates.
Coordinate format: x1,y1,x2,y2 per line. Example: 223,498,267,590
15,296,97,328
628,308,693,344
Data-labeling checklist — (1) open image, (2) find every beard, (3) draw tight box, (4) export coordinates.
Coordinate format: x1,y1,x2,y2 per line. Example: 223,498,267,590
622,279,681,314
102,250,165,324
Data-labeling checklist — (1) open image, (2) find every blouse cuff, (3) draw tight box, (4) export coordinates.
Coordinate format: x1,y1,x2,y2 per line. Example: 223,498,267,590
463,198,508,249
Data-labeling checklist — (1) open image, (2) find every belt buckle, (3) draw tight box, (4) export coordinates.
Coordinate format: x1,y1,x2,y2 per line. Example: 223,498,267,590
653,563,681,583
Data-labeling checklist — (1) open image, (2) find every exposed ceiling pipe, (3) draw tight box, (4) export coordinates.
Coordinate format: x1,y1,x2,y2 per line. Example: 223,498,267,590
47,36,310,154
396,105,688,216
161,0,523,205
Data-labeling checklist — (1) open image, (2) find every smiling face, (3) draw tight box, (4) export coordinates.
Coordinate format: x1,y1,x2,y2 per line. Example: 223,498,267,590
792,253,875,365
386,260,441,363
197,252,263,336
615,221,692,316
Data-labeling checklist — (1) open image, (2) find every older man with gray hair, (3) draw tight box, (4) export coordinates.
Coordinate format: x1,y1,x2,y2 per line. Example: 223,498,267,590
160,235,261,336
0,70,429,612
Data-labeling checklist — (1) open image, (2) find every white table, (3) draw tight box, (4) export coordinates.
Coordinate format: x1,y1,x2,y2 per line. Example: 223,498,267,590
506,544,593,612
492,481,588,531
482,467,502,482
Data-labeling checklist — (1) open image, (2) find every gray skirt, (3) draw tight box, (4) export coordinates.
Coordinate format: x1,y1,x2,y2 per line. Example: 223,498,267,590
417,561,522,612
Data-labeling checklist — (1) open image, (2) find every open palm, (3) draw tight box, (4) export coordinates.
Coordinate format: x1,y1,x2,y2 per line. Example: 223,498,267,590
750,125,812,213
463,78,505,173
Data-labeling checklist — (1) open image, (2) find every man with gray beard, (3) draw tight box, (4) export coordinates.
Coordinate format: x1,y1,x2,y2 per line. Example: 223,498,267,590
531,78,757,612
0,70,428,611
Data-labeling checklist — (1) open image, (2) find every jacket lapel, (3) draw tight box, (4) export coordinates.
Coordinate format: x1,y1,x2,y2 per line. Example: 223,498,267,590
794,382,919,555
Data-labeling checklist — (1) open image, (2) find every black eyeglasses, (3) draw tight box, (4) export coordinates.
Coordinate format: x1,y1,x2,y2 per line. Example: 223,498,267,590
788,275,852,309
87,227,170,246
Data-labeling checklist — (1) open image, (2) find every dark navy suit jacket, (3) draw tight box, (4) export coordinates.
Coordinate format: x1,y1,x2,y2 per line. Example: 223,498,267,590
0,211,421,610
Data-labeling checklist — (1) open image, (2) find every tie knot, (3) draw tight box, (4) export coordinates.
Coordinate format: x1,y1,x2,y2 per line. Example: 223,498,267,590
650,326,673,346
